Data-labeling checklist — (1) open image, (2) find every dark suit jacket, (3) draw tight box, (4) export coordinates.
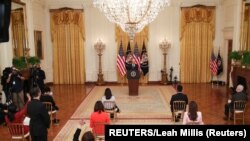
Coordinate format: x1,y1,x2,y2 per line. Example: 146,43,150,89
125,63,138,70
230,92,248,108
40,95,59,110
170,92,188,112
27,99,50,137
35,69,46,92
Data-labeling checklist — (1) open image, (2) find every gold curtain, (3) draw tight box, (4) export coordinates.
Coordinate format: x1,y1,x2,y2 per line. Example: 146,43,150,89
50,9,85,84
240,5,250,51
11,9,25,57
115,26,149,84
180,6,215,83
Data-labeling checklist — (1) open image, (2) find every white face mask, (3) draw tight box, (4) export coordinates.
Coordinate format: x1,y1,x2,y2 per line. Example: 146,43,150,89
45,91,53,96
49,92,53,96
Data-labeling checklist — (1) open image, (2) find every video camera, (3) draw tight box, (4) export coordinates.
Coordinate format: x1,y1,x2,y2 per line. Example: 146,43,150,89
1,67,12,86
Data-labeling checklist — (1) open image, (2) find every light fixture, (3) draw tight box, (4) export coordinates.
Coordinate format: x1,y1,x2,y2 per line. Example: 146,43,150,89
93,0,170,40
94,39,105,54
94,39,105,85
159,38,171,53
159,38,171,85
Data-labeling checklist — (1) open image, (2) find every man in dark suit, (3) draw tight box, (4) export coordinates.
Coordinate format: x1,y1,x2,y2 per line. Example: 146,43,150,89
27,87,50,141
31,63,46,93
126,58,138,70
224,84,248,120
40,86,60,124
170,85,188,121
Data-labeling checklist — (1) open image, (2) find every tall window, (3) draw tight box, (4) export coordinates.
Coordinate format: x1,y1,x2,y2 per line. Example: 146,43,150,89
50,9,85,84
180,6,215,83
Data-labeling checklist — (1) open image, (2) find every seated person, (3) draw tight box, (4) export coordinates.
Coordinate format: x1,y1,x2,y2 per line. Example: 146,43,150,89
80,131,95,141
101,88,120,112
224,84,248,120
183,101,204,125
0,103,7,125
90,101,110,135
44,86,53,96
4,94,31,134
170,85,188,121
40,85,60,124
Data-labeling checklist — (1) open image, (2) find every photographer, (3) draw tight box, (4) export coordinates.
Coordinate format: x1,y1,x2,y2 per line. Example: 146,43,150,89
0,103,7,125
30,63,46,93
7,67,25,111
1,67,12,103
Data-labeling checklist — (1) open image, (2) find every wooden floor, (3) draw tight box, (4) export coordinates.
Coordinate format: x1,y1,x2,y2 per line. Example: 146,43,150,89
0,83,249,141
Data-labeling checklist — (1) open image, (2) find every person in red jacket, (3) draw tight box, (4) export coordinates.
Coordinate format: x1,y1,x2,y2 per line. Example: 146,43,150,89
89,101,110,135
4,93,31,134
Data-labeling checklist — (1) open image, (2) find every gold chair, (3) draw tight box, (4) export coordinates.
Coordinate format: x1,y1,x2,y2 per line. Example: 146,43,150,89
92,122,109,141
42,102,57,125
230,100,247,125
172,101,186,122
7,123,31,141
103,101,117,120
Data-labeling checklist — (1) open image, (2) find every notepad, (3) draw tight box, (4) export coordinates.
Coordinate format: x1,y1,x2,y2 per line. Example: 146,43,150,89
23,117,30,125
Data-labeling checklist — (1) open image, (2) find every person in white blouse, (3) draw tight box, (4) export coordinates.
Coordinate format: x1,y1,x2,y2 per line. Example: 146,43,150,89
183,101,204,125
101,88,120,113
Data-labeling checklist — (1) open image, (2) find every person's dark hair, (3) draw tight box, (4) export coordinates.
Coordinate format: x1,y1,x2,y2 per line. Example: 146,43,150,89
94,101,104,113
104,88,112,100
43,85,51,93
30,87,41,98
0,103,7,110
177,85,183,92
188,101,198,121
81,131,95,141
7,103,17,122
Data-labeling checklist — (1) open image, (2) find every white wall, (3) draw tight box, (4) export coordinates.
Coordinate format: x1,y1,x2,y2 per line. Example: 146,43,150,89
220,0,242,85
148,6,180,81
0,0,243,84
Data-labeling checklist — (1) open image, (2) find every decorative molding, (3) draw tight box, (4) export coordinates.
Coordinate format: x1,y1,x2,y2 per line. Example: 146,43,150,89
222,27,234,39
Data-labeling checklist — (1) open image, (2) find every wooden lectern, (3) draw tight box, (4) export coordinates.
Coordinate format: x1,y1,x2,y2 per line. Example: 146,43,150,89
127,70,140,96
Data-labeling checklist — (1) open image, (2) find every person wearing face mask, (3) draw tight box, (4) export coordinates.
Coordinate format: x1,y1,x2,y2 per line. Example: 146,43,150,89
40,85,60,124
223,84,248,120
6,67,25,111
31,63,46,93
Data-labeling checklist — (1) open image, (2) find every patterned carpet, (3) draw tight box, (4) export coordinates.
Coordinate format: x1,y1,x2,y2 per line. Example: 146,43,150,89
54,86,176,141
71,86,175,119
54,118,176,141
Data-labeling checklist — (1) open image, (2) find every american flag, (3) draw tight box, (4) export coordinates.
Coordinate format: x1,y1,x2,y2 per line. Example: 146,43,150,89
117,42,126,76
210,51,217,75
216,50,223,75
133,42,141,69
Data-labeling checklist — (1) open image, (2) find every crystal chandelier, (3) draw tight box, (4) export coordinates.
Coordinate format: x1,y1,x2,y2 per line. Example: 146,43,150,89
93,0,170,39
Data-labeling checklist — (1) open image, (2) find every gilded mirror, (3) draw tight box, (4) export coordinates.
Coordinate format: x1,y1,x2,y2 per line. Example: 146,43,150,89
11,0,28,57
240,0,250,51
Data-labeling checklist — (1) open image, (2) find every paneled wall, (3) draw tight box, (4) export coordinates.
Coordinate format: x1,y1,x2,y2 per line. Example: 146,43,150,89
0,0,242,84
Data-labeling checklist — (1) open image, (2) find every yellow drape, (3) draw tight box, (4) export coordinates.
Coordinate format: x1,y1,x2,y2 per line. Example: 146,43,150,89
180,6,215,83
50,9,85,84
115,26,149,84
11,9,25,57
240,5,250,51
